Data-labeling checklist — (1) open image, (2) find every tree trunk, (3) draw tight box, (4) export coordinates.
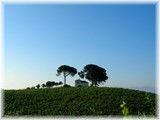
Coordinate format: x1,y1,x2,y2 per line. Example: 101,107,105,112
91,81,94,87
64,73,66,85
92,80,97,87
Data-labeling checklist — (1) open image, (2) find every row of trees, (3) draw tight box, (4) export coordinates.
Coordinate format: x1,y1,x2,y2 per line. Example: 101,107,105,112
44,81,63,88
26,64,108,89
27,81,63,89
57,64,108,86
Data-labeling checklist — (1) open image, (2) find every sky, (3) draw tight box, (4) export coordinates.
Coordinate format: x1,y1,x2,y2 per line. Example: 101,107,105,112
4,4,156,92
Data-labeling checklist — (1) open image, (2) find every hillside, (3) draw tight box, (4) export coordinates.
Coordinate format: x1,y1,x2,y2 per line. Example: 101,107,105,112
3,87,156,116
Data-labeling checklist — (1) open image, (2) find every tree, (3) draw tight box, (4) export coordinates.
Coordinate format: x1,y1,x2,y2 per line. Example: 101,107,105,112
36,84,40,89
45,81,63,88
57,65,77,85
31,87,35,89
63,84,71,87
42,83,46,88
46,81,55,88
78,64,108,86
58,81,63,85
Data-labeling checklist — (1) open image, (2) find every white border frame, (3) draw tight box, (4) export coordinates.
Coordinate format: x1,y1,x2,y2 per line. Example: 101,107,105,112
0,0,159,120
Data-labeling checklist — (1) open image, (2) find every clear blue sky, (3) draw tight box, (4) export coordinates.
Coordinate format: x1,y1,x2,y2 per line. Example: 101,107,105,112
4,4,156,92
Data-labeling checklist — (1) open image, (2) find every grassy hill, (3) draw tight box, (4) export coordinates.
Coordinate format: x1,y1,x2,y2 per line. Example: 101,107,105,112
3,87,157,116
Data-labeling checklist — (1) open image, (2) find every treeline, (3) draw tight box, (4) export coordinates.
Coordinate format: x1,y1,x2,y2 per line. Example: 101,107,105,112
26,64,109,89
27,81,63,89
57,64,109,86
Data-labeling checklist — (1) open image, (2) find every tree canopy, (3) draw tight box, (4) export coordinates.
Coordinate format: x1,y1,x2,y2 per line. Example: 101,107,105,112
42,84,46,88
57,65,77,85
78,64,108,86
36,84,40,89
45,81,62,88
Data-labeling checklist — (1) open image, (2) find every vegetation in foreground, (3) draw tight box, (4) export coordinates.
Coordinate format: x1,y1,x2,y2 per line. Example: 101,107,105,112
4,87,156,116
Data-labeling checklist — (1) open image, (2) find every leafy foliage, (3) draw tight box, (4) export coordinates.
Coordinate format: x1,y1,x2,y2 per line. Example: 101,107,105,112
41,84,46,88
78,64,108,86
36,84,40,89
43,81,63,88
120,100,129,116
4,87,156,116
45,81,54,88
57,65,77,85
63,84,71,87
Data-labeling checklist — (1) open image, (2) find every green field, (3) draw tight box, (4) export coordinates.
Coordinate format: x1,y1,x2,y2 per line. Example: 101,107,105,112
3,87,157,116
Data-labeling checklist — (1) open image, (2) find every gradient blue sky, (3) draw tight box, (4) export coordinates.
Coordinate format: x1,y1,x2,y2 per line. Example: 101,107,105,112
4,4,156,92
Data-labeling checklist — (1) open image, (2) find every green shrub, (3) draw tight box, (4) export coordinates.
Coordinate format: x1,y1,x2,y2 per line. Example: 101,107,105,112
63,84,71,87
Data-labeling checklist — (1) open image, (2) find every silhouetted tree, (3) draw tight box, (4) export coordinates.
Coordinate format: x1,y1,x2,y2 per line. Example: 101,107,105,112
54,82,59,86
52,81,56,86
63,84,71,87
36,84,40,89
57,65,77,85
31,87,35,89
78,64,108,86
46,81,54,88
42,83,46,88
59,81,63,85
45,81,63,88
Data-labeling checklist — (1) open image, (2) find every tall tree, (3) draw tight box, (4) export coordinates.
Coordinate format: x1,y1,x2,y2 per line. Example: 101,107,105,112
57,65,77,85
78,64,108,86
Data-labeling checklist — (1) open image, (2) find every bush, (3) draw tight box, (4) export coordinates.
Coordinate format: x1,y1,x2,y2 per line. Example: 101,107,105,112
77,85,82,87
63,84,71,87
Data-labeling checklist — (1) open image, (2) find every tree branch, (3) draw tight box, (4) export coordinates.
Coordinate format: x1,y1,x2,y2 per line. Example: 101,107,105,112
65,72,70,77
